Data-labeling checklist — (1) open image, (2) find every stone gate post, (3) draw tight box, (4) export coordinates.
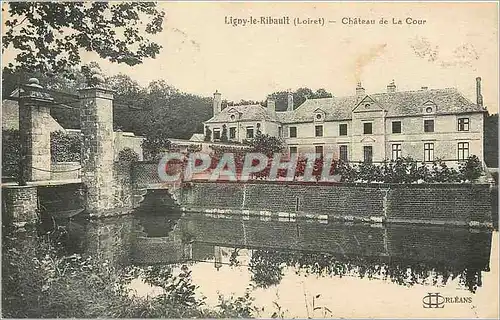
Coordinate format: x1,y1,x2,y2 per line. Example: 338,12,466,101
18,78,54,182
78,74,115,216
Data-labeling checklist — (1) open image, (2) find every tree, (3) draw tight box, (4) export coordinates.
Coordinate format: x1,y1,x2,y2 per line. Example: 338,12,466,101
247,133,285,157
204,126,212,142
484,113,498,168
266,88,334,111
314,88,333,99
106,73,149,132
2,2,165,76
142,130,171,161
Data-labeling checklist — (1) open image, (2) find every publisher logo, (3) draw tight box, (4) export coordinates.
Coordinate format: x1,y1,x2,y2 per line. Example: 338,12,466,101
422,293,445,308
422,293,472,308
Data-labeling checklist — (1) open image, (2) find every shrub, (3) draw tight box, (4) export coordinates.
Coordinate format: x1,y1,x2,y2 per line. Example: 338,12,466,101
221,124,228,142
2,129,20,178
187,144,202,153
246,133,285,157
459,155,483,182
204,126,211,142
2,226,264,318
118,148,139,162
142,132,171,161
51,131,81,162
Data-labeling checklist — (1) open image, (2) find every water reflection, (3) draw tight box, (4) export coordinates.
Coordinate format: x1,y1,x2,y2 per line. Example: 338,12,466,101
55,209,493,295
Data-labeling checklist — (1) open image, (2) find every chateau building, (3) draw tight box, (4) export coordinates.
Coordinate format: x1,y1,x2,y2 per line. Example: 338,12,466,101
203,78,487,164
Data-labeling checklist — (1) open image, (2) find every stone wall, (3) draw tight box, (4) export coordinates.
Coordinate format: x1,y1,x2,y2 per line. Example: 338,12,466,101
386,184,492,224
64,129,145,161
19,103,52,181
79,87,115,215
2,186,38,225
112,162,134,212
50,162,81,181
176,181,493,226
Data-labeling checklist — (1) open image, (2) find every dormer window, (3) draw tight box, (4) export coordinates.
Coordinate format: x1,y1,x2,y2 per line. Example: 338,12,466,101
314,109,325,122
422,101,437,114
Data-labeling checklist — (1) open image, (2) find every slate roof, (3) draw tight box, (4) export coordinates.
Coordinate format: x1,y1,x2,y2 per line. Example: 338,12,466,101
206,88,485,125
276,88,486,123
189,133,205,142
205,104,279,123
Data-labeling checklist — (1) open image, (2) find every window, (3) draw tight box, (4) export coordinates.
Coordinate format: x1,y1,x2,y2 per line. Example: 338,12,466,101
289,126,297,138
289,146,297,155
315,146,324,156
363,146,373,164
458,118,469,131
363,122,373,134
424,143,434,162
229,127,236,139
392,121,401,134
391,144,402,160
213,129,221,140
425,106,433,113
339,145,348,162
315,125,323,137
458,142,469,161
315,113,322,120
278,127,283,137
424,119,434,132
339,124,348,136
230,114,236,121
246,127,254,139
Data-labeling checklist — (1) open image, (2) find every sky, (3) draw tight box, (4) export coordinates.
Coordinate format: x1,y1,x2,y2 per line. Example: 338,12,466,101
3,2,499,113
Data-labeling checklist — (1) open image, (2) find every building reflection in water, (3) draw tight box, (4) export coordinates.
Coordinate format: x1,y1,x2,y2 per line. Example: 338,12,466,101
131,210,492,294
56,206,493,294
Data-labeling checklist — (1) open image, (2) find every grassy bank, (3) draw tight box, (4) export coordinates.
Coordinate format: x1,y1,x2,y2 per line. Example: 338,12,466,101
1,224,261,318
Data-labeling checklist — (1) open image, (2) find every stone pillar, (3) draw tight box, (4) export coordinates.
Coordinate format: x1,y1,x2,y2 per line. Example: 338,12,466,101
78,78,115,216
2,186,38,226
18,78,53,182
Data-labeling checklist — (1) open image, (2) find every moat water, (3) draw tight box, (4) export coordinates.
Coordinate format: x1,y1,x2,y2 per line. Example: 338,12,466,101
40,203,499,319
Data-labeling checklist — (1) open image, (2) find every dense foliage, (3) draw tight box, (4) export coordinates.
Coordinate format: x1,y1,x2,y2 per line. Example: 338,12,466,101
141,131,171,161
171,153,484,183
117,147,139,162
246,133,286,156
2,2,164,75
247,249,484,294
267,88,333,111
1,129,20,178
1,225,264,318
484,113,498,168
50,131,81,162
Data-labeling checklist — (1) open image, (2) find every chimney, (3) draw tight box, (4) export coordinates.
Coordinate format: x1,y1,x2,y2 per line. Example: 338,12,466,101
421,86,428,90
267,98,276,113
287,91,294,111
387,80,396,93
213,90,222,115
476,77,483,107
356,82,365,102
